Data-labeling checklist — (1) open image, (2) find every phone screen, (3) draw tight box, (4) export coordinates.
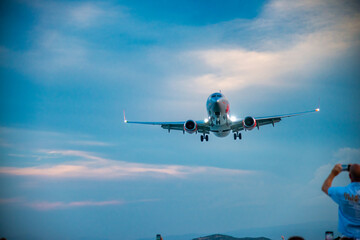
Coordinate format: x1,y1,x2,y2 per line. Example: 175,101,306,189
325,231,333,240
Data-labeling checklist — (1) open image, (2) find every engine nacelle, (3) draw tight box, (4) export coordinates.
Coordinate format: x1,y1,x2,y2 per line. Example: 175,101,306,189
184,120,197,134
243,116,257,130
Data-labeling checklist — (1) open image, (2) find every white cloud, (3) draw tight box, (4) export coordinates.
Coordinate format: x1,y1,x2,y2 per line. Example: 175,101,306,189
27,200,124,210
310,147,360,186
0,198,123,211
0,126,63,138
68,140,112,146
287,147,360,208
67,3,107,28
44,150,108,162
1,30,139,83
0,1,133,83
0,150,255,180
333,147,360,164
30,1,124,29
0,197,160,211
2,0,359,105
0,126,113,153
170,0,360,95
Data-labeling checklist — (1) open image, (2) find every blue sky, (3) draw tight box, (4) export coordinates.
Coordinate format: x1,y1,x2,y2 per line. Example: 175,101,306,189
0,0,360,239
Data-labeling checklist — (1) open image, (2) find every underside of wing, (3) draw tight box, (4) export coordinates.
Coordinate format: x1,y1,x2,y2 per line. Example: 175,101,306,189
256,117,281,128
160,122,210,134
125,118,210,134
230,120,244,132
254,109,319,128
255,109,319,120
230,108,319,132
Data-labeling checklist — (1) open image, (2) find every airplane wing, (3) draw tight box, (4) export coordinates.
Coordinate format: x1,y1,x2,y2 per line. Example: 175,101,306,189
231,108,320,132
160,121,210,134
124,114,211,134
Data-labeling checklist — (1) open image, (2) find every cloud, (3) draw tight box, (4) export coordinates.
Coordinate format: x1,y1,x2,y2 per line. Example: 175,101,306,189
310,147,360,186
2,0,358,113
172,0,360,94
287,147,360,207
0,198,22,204
0,1,134,83
0,197,160,211
1,30,142,84
0,198,126,210
0,126,113,154
66,3,109,28
0,150,255,180
198,32,347,82
29,1,124,29
0,138,12,148
333,147,360,164
0,126,64,138
43,150,108,162
27,200,124,210
68,140,112,147
3,0,358,96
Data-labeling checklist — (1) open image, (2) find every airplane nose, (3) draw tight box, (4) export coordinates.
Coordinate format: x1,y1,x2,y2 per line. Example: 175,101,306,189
213,101,221,112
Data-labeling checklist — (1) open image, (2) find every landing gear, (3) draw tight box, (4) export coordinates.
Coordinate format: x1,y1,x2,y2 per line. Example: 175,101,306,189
200,134,209,142
234,132,242,140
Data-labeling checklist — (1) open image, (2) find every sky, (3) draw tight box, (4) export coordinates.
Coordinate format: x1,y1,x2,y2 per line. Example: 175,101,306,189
0,0,360,239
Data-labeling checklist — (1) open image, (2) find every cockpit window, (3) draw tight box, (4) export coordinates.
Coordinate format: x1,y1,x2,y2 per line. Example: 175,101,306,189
211,93,223,98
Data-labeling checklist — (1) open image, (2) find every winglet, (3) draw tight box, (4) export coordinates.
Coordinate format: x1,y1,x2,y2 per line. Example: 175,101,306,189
123,110,128,123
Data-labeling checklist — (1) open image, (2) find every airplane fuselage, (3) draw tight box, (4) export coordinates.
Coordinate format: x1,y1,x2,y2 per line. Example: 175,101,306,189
206,92,231,137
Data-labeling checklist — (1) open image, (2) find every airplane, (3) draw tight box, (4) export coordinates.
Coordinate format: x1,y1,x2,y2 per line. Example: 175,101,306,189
124,92,319,142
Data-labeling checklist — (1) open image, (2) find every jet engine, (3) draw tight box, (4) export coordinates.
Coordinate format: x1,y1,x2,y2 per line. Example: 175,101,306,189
184,120,197,134
243,116,257,130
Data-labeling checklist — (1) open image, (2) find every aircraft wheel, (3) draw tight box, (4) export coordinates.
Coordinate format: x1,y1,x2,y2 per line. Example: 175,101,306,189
200,135,204,142
205,135,209,141
234,133,237,140
238,133,242,140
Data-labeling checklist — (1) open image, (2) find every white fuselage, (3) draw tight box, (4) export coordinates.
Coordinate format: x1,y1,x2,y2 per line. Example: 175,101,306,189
206,93,231,137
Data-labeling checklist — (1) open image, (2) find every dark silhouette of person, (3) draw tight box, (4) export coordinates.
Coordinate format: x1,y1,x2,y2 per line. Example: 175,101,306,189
288,237,304,240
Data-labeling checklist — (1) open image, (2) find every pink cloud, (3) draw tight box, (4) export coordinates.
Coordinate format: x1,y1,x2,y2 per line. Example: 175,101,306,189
27,200,124,210
0,150,255,180
44,150,108,162
0,197,158,211
0,198,22,204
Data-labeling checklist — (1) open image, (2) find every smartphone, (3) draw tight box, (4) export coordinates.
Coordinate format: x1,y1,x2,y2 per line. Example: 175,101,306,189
325,231,333,240
341,164,350,171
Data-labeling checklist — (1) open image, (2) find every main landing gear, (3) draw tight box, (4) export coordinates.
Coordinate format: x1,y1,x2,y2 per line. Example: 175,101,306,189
200,134,209,142
233,132,242,140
